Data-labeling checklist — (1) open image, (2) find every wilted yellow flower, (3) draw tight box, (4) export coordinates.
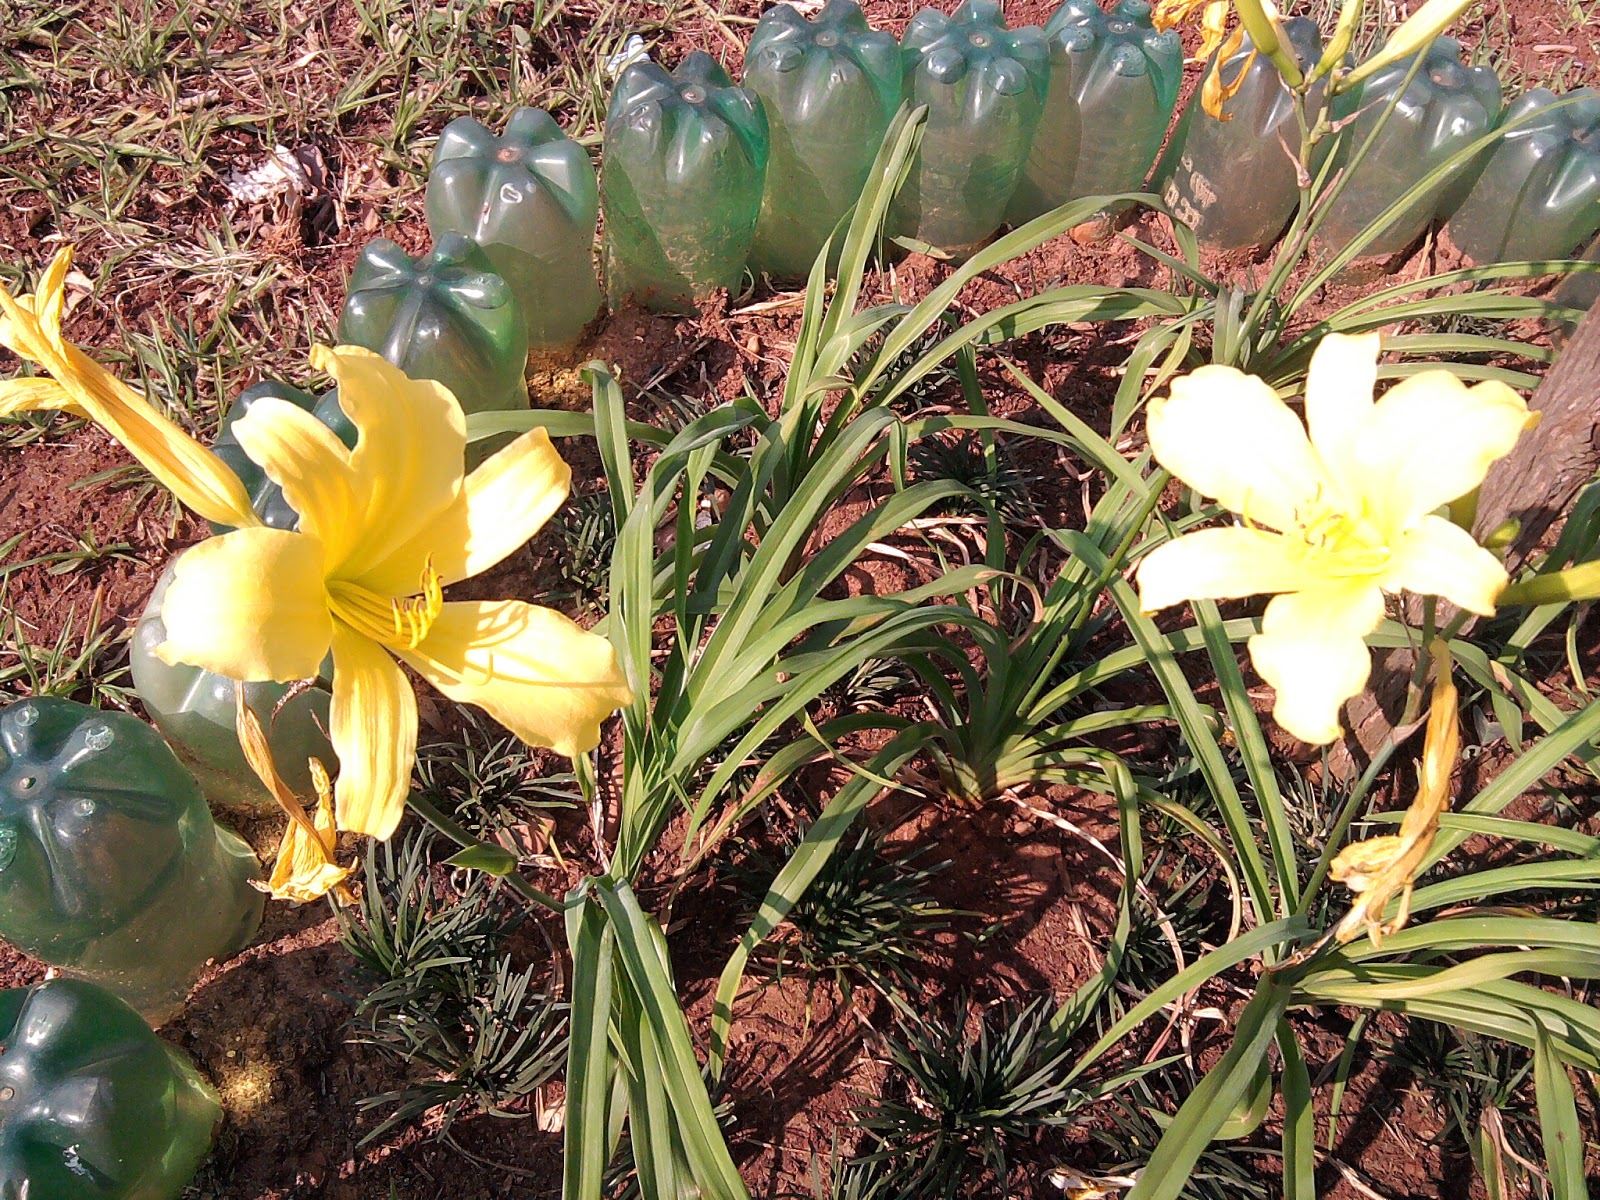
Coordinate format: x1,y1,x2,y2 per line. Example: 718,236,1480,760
1152,0,1301,118
1137,332,1533,745
1328,645,1458,947
236,691,354,905
1151,0,1233,61
0,247,258,528
1,248,634,841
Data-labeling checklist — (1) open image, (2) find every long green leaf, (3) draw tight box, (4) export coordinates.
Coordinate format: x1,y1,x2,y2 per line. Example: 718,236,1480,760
1125,976,1294,1200
595,880,750,1200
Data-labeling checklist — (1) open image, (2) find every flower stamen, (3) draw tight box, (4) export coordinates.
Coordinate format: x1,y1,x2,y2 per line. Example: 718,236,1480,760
328,558,444,650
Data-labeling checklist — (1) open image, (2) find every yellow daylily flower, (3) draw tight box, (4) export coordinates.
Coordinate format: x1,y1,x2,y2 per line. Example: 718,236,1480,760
0,247,259,529
1328,645,1458,947
236,690,355,905
2,250,634,840
1137,332,1534,745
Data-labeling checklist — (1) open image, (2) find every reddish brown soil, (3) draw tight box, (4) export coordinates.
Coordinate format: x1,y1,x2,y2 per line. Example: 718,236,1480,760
2,2,1598,1198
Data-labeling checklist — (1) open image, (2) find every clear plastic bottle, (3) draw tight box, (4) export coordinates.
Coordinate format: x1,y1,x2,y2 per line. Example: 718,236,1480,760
1444,87,1600,264
602,52,770,312
1319,38,1501,257
0,698,263,1022
895,0,1050,255
744,0,902,278
1008,0,1181,223
426,108,603,348
0,979,221,1198
338,234,530,416
1159,18,1344,251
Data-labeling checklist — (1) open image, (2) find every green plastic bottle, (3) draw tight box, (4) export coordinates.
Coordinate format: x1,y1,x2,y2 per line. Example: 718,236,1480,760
0,978,220,1200
1444,87,1600,264
0,698,263,1022
131,555,333,812
602,52,770,312
1319,38,1501,257
1008,0,1181,224
1554,232,1600,320
338,234,530,416
744,1,902,278
426,108,603,348
1159,18,1345,251
895,0,1049,255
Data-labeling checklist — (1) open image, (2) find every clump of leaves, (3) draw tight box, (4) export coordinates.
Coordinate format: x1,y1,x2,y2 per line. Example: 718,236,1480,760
849,310,960,412
857,996,1093,1196
1382,1022,1549,1198
732,821,959,995
552,487,617,611
908,430,1039,524
808,1148,904,1200
817,656,919,718
412,709,579,843
1113,861,1227,1009
1091,1065,1272,1200
339,830,567,1142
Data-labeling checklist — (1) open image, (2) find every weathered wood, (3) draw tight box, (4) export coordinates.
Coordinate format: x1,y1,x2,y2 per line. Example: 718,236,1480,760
1331,304,1600,776
1474,306,1600,572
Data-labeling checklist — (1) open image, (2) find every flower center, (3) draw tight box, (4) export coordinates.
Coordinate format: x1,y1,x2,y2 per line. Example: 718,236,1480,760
326,559,444,650
1292,492,1391,577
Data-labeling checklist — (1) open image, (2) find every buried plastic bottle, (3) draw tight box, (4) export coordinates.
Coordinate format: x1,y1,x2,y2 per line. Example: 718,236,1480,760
602,52,770,312
1319,38,1501,258
744,0,902,278
426,108,603,348
130,554,333,812
1007,0,1181,224
1444,87,1600,265
1554,232,1600,323
0,698,263,1022
0,978,221,1200
895,0,1050,255
338,234,531,417
1160,18,1351,251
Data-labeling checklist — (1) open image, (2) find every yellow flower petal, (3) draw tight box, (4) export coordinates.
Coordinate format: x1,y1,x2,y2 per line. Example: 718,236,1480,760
399,601,632,759
157,532,333,682
1247,582,1386,744
1201,30,1255,121
311,345,467,581
1383,513,1508,616
0,252,260,530
1148,365,1329,533
1303,331,1379,503
1348,371,1534,536
360,426,572,595
0,376,79,414
230,396,360,554
329,624,417,840
1138,526,1318,613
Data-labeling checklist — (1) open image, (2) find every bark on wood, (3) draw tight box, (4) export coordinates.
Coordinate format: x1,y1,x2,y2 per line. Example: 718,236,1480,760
1329,305,1600,778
